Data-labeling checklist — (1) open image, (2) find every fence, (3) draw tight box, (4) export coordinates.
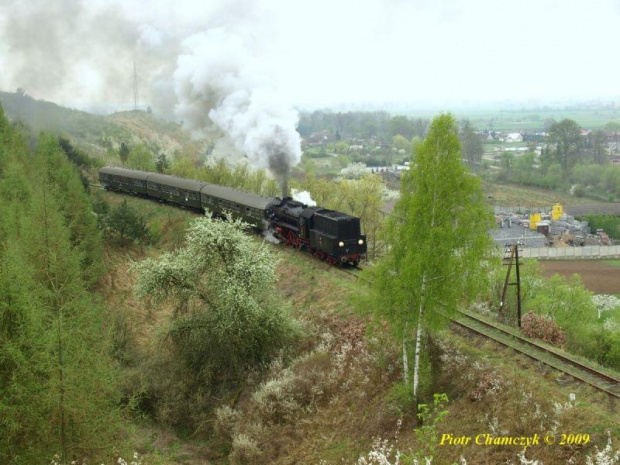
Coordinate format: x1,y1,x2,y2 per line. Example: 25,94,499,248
520,245,620,259
493,206,549,215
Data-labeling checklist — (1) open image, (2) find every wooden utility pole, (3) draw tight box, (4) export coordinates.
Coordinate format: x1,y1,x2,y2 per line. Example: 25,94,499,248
499,243,523,328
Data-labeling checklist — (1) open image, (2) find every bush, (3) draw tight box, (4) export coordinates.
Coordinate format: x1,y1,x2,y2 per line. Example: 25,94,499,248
386,381,415,415
584,214,620,240
521,310,566,347
571,184,586,197
229,434,262,465
213,406,242,444
103,199,150,244
251,372,301,425
133,215,297,384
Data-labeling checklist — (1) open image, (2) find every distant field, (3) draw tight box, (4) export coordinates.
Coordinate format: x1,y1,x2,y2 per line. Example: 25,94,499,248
405,108,620,131
483,182,593,208
538,260,620,294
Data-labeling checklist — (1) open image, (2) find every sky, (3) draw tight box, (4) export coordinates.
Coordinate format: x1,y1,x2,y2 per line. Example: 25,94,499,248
1,0,619,114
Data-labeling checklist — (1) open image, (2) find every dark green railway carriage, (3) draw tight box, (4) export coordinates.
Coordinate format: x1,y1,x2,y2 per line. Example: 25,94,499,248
200,184,277,228
146,173,205,209
99,167,150,195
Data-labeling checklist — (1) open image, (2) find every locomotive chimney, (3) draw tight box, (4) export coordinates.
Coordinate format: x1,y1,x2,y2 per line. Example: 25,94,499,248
282,177,289,199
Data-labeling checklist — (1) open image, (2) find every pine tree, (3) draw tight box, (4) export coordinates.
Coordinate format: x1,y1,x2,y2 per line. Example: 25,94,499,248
0,120,125,462
35,135,103,284
104,199,150,244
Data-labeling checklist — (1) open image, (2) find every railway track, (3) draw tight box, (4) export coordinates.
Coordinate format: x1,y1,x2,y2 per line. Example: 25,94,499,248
338,265,363,279
453,310,620,399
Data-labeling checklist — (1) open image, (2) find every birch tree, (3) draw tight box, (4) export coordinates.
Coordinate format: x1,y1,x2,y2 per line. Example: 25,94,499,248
366,114,493,407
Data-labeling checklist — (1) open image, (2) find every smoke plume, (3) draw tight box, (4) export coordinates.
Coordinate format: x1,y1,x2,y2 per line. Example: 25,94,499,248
173,29,301,182
0,0,302,180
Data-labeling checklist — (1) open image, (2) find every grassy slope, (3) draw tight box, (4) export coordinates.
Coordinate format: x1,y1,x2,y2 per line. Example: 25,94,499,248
99,190,620,464
0,91,206,159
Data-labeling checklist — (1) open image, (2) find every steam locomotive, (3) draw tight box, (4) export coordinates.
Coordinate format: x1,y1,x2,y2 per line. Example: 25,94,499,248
99,167,366,265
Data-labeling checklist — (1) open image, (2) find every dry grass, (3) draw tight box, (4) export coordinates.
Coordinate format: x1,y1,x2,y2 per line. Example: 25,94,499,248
97,193,620,464
432,331,620,464
484,181,594,208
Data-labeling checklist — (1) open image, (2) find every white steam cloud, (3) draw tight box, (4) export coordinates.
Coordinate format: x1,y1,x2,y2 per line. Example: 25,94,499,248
291,189,317,207
173,29,301,181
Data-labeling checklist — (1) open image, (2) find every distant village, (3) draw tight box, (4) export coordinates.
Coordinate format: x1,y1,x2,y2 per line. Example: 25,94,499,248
301,127,620,175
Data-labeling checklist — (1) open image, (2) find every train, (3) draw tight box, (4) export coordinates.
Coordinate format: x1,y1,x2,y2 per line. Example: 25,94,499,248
99,167,367,265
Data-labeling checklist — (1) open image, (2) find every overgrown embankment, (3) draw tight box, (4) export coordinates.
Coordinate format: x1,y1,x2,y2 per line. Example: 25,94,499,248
96,192,620,463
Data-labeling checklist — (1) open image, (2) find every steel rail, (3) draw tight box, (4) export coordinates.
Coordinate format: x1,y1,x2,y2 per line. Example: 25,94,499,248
453,311,620,399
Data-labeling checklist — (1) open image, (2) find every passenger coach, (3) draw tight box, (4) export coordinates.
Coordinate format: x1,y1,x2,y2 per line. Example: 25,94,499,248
98,166,367,265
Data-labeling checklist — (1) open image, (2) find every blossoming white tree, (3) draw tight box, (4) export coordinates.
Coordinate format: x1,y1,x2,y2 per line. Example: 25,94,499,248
132,214,294,382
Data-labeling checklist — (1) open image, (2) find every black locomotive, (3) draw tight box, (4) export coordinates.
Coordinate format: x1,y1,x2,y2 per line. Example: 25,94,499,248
99,167,366,265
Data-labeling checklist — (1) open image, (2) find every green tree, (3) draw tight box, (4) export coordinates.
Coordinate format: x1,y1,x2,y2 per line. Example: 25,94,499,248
58,137,92,168
17,183,123,461
127,144,155,171
334,140,349,154
499,151,515,181
104,199,150,244
513,152,537,184
392,134,412,153
547,119,582,171
586,130,609,164
132,215,295,384
411,118,430,139
339,174,386,260
119,141,130,165
460,121,483,169
603,122,620,155
36,135,103,283
388,115,413,139
0,119,124,462
364,114,493,407
156,153,170,173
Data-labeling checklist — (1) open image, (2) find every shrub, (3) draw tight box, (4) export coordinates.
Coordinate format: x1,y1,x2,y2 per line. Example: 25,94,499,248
521,311,566,347
229,434,262,465
251,370,301,425
387,382,415,415
133,215,297,384
213,406,242,443
103,199,150,244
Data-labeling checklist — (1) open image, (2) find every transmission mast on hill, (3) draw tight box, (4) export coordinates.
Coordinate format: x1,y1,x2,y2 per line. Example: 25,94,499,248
133,61,139,110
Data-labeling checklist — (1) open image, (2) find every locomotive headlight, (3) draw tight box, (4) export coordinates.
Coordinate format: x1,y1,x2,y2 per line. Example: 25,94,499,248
358,239,364,245
338,241,345,247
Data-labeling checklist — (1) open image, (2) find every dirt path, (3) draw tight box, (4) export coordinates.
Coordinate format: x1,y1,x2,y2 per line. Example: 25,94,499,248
538,260,620,294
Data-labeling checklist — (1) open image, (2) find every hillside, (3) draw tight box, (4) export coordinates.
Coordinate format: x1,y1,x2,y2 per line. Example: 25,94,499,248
0,90,207,159
96,190,620,465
